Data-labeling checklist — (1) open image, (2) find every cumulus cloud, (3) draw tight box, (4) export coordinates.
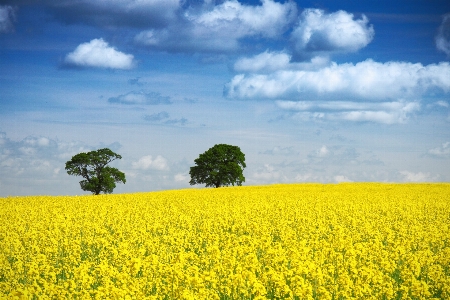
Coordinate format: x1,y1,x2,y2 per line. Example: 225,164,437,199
64,39,135,69
291,9,374,58
234,51,292,73
428,142,450,158
190,0,296,38
132,155,168,171
109,91,172,105
234,52,330,73
436,14,450,57
0,5,16,33
233,51,331,74
225,59,450,123
226,60,450,100
135,0,296,53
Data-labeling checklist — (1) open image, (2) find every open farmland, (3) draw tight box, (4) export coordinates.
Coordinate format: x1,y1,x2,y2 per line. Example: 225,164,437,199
1,183,449,299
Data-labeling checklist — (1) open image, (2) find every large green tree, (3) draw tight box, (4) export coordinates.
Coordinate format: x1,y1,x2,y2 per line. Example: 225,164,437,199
189,144,246,188
65,148,126,195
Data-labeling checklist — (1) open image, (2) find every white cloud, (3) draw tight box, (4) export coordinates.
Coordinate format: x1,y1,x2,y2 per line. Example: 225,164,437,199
0,5,16,33
428,142,450,158
135,0,296,53
24,136,50,147
108,91,171,105
307,145,334,159
317,145,329,157
399,171,433,182
277,100,420,124
332,108,418,124
191,0,295,38
64,38,135,69
19,146,36,156
226,60,450,100
144,111,170,121
434,101,449,108
305,145,332,160
234,51,291,73
277,100,412,111
234,51,331,73
0,133,124,195
302,145,375,167
294,173,315,182
291,9,374,58
334,175,352,183
436,13,450,57
250,164,284,183
174,173,189,182
294,172,354,183
225,59,450,123
132,155,168,171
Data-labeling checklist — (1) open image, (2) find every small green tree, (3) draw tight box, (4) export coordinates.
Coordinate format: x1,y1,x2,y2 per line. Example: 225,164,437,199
189,144,246,188
65,148,126,195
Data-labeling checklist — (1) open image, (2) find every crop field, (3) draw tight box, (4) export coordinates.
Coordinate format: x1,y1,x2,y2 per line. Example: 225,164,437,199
1,183,450,299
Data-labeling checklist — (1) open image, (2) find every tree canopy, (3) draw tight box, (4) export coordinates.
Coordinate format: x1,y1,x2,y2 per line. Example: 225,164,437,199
65,148,126,195
189,144,246,188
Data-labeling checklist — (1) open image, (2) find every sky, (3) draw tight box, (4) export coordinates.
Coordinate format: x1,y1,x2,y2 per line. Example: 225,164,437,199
1,0,450,196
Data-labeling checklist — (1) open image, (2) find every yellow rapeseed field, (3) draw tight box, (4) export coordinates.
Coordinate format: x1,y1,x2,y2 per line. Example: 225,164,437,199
1,183,449,299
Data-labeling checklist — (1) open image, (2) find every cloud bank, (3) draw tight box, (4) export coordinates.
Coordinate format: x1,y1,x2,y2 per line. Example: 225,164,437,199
0,132,118,195
64,39,135,69
225,59,450,123
277,100,420,124
135,0,297,53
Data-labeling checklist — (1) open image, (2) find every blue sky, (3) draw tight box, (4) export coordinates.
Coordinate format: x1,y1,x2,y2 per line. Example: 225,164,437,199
1,0,450,196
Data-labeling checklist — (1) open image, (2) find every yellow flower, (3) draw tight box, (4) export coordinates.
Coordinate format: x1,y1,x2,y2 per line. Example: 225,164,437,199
1,183,449,299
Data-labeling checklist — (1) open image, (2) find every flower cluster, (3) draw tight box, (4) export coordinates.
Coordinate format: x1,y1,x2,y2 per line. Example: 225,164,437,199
1,183,449,299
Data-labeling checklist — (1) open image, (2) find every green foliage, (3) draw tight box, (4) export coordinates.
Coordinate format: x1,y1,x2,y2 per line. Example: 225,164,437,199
189,144,246,188
65,148,126,195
